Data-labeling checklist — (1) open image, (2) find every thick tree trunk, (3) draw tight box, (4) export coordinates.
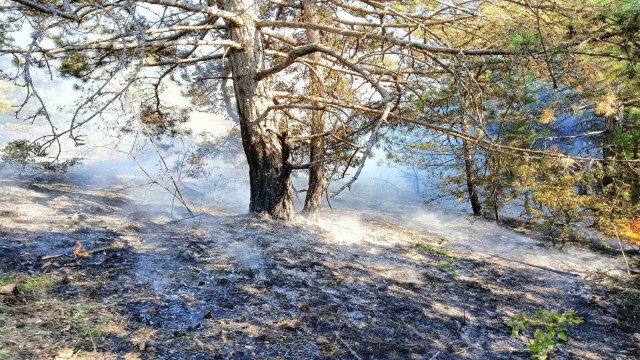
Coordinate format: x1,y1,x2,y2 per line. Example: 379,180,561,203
225,0,293,220
301,0,325,218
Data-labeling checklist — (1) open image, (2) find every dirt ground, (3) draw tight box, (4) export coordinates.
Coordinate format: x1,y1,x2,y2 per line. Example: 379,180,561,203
1,174,639,360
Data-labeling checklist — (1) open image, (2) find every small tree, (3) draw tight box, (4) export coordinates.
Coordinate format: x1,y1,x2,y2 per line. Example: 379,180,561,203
1,140,43,174
1,139,80,175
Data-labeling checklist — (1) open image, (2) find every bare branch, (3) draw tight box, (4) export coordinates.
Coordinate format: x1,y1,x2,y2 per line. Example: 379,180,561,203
256,20,516,56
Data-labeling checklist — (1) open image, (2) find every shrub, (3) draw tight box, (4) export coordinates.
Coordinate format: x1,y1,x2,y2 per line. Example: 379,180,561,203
1,139,81,174
0,140,43,174
506,309,583,360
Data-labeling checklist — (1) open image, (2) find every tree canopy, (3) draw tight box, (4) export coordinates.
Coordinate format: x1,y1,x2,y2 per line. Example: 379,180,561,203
1,0,639,222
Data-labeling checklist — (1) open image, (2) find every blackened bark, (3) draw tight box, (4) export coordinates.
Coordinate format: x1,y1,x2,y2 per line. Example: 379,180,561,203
464,144,483,216
301,0,325,218
225,0,293,220
461,118,482,216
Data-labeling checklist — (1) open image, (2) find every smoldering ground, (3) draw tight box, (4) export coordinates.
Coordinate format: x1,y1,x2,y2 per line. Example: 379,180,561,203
0,83,638,358
1,150,639,360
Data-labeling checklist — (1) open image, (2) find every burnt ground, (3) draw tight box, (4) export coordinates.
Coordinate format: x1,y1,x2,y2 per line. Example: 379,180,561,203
1,175,640,360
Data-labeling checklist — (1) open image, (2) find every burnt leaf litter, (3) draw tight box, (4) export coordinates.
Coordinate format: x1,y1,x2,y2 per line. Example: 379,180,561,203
0,175,639,359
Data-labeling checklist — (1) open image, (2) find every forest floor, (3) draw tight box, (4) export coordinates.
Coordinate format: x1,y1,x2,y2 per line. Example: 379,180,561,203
1,174,640,360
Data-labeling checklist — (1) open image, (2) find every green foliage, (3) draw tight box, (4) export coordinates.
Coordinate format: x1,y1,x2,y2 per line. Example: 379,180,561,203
438,256,458,275
22,275,42,290
414,242,446,256
590,168,640,237
0,140,43,173
507,30,540,51
614,110,640,157
513,158,591,247
0,80,13,113
0,274,53,306
0,275,14,287
64,303,94,319
59,52,92,78
415,240,458,276
41,158,82,173
506,309,583,360
1,139,81,174
1,274,52,291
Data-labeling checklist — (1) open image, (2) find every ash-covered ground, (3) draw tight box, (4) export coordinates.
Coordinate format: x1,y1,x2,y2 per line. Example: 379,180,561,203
1,173,639,360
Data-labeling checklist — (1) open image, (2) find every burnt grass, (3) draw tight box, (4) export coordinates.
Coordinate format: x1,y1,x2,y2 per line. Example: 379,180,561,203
1,175,640,359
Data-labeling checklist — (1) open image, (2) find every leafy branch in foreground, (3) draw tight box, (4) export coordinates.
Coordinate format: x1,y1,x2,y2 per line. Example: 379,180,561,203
506,309,584,360
0,139,81,175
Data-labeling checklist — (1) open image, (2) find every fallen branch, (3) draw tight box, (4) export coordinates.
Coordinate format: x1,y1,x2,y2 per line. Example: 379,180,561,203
611,222,632,277
41,246,118,261
159,213,204,226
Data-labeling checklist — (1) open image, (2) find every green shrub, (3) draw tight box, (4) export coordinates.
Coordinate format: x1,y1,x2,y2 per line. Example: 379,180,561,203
0,140,42,173
506,309,583,360
1,139,81,174
415,240,458,276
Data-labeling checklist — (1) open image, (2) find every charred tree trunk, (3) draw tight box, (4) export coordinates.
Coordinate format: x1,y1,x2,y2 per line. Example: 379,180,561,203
224,0,293,220
301,0,325,219
461,116,483,216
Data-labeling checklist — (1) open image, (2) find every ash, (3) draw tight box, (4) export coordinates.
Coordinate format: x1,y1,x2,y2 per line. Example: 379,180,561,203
0,173,638,360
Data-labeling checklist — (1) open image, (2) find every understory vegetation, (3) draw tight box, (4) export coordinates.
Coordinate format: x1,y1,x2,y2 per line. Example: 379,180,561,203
506,309,584,360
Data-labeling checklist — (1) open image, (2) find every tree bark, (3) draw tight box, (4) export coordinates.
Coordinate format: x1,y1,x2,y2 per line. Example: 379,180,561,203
224,0,293,220
632,145,640,204
461,116,483,216
602,105,624,188
456,72,483,216
301,0,325,219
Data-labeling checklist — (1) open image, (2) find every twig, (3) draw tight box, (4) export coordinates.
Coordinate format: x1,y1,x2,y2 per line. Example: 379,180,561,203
88,327,97,352
139,122,194,215
159,213,204,226
334,331,362,360
611,222,632,277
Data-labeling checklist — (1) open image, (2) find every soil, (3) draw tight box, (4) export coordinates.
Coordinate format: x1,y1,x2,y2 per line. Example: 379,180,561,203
1,174,639,359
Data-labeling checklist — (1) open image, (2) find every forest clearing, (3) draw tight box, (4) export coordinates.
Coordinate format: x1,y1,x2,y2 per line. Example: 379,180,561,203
1,0,640,359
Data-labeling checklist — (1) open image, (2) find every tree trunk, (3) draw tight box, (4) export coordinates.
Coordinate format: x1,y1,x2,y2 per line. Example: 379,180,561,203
489,152,501,224
461,117,483,216
602,105,624,188
456,74,482,216
632,145,640,204
224,0,293,220
301,0,325,219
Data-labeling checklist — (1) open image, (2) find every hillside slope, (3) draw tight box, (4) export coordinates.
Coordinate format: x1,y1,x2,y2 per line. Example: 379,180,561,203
0,175,638,359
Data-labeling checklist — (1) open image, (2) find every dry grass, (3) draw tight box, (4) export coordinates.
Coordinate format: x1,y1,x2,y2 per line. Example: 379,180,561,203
0,271,125,359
